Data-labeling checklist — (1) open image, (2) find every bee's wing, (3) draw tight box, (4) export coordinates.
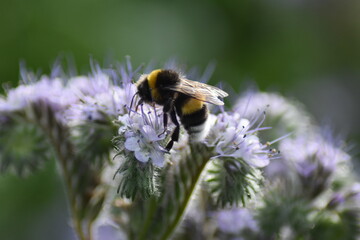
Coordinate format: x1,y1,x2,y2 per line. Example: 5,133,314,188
165,78,228,105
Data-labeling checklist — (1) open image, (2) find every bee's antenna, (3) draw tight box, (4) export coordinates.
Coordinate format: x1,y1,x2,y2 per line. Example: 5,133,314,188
129,92,139,115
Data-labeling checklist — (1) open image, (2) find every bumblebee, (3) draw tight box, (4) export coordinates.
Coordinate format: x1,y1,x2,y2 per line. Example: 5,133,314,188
134,69,228,151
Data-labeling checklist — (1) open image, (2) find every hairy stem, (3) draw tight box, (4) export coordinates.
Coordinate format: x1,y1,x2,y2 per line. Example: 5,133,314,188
160,144,212,240
138,197,158,240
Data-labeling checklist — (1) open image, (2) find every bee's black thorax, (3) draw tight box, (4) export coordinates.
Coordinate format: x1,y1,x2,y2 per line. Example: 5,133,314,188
153,70,181,105
156,70,181,87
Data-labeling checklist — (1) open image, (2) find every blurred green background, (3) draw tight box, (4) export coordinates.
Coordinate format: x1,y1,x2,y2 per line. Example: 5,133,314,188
1,0,359,239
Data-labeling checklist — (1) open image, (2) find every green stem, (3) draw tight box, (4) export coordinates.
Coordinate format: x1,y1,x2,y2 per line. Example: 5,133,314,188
138,197,158,240
74,218,86,240
160,144,211,240
86,221,94,240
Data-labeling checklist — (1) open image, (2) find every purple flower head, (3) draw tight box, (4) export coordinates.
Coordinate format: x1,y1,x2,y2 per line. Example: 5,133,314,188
280,133,350,178
64,65,134,124
118,105,170,167
279,132,350,198
65,86,125,123
68,69,113,96
216,208,259,234
205,111,276,168
234,91,314,137
0,77,75,114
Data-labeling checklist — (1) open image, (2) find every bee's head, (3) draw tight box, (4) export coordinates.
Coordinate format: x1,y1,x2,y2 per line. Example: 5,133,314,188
136,74,153,103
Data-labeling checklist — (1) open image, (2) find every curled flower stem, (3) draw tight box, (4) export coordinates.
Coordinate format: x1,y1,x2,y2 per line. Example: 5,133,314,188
30,102,89,240
42,130,86,239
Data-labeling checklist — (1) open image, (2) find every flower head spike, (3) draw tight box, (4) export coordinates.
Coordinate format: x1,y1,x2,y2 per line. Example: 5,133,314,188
0,76,76,120
203,109,279,206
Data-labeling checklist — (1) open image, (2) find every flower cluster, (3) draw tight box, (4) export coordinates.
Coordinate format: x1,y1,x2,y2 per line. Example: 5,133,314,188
0,59,358,240
279,132,350,180
0,64,133,125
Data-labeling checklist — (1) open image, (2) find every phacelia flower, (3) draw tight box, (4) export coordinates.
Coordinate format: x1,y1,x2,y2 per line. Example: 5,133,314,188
117,105,170,167
205,111,275,168
234,91,315,137
279,132,351,198
280,133,350,177
0,76,76,119
64,65,135,124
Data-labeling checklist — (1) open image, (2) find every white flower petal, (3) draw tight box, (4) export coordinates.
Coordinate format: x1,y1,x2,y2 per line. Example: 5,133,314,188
135,149,150,163
238,118,250,129
141,125,161,141
124,137,141,151
150,149,164,167
246,156,270,168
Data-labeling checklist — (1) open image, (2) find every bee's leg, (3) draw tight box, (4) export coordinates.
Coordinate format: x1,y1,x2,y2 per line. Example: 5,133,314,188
165,109,180,151
158,113,168,137
158,100,173,137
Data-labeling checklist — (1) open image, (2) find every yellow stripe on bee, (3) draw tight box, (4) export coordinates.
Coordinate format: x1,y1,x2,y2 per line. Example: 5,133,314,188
147,69,162,89
147,69,162,101
181,98,204,115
